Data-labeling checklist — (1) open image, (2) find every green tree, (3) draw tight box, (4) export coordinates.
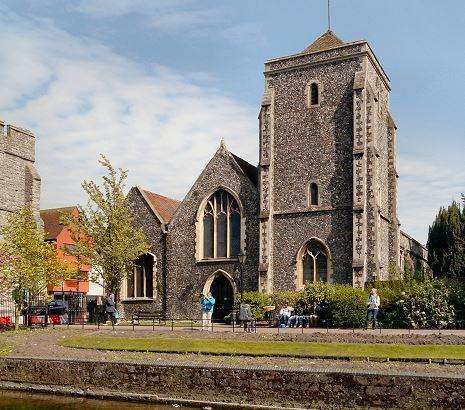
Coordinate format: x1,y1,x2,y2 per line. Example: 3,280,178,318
0,207,66,328
427,201,465,277
63,155,149,298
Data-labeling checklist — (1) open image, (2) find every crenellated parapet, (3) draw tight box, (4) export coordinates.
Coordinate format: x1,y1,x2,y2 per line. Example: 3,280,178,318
0,119,42,230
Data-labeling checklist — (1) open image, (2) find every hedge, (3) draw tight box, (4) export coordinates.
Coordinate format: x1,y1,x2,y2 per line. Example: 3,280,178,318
235,278,465,329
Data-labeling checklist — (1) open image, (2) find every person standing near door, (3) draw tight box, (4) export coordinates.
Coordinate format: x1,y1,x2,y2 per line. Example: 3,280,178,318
200,292,216,331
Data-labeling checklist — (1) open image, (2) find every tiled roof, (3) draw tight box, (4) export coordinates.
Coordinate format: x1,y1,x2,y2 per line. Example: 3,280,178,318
40,206,76,241
139,188,181,223
304,30,345,53
231,153,258,187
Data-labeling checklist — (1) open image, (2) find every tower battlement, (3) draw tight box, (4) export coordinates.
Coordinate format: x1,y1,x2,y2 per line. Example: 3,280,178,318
0,118,41,230
0,120,36,162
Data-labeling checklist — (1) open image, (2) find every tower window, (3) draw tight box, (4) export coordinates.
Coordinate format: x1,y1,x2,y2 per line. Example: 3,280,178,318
310,83,319,105
310,182,319,206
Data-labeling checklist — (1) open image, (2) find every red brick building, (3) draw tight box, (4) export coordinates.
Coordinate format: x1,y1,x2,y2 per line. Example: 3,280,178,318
40,206,91,295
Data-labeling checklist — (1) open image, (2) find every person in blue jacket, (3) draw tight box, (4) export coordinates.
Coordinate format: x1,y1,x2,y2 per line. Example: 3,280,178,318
200,292,215,331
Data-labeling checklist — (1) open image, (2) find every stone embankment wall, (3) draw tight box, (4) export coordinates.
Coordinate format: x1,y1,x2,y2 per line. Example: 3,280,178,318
0,357,464,408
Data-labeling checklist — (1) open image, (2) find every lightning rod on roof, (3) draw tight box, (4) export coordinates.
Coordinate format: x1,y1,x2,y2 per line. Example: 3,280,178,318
327,0,331,31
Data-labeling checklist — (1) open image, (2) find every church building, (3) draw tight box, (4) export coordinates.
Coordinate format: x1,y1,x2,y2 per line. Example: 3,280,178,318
123,31,428,319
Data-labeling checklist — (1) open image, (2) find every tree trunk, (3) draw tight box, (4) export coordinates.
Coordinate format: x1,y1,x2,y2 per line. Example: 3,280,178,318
14,301,21,330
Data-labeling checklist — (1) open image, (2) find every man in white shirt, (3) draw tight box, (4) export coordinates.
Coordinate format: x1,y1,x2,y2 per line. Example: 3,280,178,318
365,288,380,329
279,305,294,327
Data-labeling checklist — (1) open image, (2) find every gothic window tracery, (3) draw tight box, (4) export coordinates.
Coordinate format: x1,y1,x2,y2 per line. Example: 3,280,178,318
127,254,154,298
202,189,241,259
301,240,328,284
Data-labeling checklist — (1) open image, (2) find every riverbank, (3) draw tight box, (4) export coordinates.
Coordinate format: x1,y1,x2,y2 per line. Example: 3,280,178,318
2,328,465,408
2,355,465,408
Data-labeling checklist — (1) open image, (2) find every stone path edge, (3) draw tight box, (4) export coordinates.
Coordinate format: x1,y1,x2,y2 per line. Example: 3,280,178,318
5,355,465,380
0,381,301,410
60,343,465,367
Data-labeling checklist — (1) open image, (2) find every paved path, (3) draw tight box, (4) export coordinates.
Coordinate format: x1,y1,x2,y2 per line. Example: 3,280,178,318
61,322,465,337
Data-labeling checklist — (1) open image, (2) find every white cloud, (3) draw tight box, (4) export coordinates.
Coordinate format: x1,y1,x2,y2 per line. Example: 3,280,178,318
73,0,180,18
397,156,464,244
0,9,257,210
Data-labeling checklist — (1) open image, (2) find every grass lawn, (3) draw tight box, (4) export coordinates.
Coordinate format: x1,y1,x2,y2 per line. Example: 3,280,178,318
0,344,11,356
61,335,465,361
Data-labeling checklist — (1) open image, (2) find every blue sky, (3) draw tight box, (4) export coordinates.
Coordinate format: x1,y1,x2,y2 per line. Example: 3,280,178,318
0,0,464,244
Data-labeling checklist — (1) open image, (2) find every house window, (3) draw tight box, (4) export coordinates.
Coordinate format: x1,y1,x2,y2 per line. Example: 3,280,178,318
302,240,328,284
202,189,241,259
310,83,319,105
309,182,319,206
127,254,154,298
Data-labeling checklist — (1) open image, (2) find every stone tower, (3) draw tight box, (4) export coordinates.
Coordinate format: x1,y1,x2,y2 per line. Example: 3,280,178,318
0,120,42,230
258,31,400,291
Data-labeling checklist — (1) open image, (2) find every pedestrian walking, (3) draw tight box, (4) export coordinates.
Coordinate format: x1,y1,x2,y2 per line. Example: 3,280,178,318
239,302,253,332
104,293,117,326
200,292,215,331
365,288,380,329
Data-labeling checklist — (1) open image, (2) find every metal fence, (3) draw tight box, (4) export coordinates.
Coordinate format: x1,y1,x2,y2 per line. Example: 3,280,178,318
0,293,86,328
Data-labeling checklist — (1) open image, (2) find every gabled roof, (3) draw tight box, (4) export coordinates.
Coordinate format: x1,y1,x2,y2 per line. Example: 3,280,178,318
40,206,76,241
231,153,258,187
137,187,181,224
303,30,345,53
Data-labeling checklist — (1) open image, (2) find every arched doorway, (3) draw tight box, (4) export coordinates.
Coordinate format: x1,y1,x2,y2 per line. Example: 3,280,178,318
203,271,235,321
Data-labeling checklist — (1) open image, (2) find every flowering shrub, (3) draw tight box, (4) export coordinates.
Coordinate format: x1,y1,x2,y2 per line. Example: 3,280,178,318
0,316,13,330
377,279,455,329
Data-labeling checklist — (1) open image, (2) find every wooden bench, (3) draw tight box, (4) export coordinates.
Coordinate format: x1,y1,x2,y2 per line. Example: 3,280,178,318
131,311,164,330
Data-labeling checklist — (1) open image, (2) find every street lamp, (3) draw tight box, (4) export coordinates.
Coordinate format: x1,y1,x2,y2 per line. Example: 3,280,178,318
237,251,246,302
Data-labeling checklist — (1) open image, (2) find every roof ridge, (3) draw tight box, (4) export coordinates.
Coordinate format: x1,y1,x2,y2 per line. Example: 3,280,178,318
138,187,180,203
40,206,77,213
303,30,345,53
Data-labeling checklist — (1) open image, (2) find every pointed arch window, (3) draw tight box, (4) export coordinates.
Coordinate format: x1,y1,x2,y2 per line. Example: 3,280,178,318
202,189,241,260
302,240,328,284
309,182,319,206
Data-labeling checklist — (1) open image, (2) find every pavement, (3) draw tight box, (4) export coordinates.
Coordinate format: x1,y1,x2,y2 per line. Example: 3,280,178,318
61,322,465,337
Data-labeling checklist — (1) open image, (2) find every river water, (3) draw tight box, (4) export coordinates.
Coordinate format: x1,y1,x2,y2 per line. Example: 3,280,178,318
0,390,201,409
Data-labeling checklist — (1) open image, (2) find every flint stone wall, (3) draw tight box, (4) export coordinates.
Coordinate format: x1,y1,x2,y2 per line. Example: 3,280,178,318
166,146,259,319
0,121,42,230
122,187,166,315
0,357,464,408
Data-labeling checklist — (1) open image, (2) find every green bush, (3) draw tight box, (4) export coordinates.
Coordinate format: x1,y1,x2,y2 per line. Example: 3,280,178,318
233,291,270,320
269,290,304,312
376,279,454,329
237,277,459,329
445,279,465,327
326,284,367,328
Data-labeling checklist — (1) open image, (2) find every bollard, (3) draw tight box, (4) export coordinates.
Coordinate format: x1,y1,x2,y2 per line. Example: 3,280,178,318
152,318,155,332
232,317,235,333
171,319,174,331
191,320,193,331
211,321,214,332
